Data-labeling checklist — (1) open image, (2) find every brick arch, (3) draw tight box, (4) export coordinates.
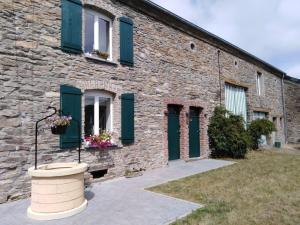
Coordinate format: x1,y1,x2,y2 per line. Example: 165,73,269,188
83,3,116,19
75,80,122,145
76,80,122,95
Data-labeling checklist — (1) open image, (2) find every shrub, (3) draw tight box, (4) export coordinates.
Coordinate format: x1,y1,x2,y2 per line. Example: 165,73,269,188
208,106,250,159
248,119,276,150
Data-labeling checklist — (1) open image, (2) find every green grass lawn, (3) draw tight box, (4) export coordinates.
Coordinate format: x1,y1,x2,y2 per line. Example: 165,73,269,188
149,150,300,225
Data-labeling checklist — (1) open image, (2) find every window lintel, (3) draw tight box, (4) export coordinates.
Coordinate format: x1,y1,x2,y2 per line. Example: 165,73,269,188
84,4,115,19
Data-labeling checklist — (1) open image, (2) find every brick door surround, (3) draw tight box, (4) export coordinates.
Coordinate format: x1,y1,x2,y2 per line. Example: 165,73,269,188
163,98,209,162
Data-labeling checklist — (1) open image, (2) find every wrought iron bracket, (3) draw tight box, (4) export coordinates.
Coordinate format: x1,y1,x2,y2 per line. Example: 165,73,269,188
35,107,57,170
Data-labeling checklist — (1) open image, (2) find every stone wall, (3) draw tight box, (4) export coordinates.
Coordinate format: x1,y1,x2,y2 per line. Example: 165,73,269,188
0,0,285,203
284,79,300,143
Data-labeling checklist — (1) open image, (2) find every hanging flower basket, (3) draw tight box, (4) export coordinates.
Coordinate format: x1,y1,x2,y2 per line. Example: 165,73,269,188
51,125,67,135
48,115,72,135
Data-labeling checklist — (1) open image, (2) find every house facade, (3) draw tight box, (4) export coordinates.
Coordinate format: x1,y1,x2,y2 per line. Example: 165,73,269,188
0,0,288,203
284,76,300,144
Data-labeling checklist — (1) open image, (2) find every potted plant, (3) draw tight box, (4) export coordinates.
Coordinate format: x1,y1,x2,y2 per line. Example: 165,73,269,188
83,130,113,149
48,115,72,135
98,51,109,60
91,50,109,60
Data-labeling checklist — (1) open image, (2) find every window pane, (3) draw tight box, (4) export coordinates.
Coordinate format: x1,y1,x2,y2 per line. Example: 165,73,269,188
84,96,94,136
99,106,106,131
84,13,94,54
99,97,110,132
257,73,262,96
98,18,109,53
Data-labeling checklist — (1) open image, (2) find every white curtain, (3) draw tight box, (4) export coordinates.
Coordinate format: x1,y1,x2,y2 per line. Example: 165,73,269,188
225,83,247,124
99,18,109,53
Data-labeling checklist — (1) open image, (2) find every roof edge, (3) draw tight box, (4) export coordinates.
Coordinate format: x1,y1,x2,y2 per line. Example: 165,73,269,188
285,75,300,84
117,0,286,77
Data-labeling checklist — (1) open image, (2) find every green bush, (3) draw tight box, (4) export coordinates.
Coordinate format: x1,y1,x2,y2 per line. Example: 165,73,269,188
248,119,276,150
208,107,250,159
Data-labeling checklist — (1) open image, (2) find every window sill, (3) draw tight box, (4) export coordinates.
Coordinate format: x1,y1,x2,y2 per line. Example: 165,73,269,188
84,55,118,66
84,145,122,151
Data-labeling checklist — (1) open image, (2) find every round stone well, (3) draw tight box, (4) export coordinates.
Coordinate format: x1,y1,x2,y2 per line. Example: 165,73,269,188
27,162,88,220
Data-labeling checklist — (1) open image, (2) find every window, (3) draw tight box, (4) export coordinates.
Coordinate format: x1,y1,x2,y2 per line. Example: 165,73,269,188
225,83,247,123
256,72,263,96
253,111,267,120
84,91,113,136
84,9,112,61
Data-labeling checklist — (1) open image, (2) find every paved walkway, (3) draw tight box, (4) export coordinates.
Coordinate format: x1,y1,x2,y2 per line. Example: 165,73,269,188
0,159,233,225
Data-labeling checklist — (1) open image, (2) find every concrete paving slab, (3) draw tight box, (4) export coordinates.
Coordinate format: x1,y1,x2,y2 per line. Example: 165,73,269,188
0,159,233,225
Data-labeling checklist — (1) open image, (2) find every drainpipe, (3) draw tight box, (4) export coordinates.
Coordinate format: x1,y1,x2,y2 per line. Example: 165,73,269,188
281,73,288,144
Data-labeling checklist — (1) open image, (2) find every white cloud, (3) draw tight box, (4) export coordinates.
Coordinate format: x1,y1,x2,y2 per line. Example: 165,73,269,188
151,0,300,79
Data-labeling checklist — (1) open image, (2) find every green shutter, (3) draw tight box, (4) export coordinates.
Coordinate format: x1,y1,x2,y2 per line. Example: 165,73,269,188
121,93,134,144
60,85,82,149
61,0,82,53
120,17,134,66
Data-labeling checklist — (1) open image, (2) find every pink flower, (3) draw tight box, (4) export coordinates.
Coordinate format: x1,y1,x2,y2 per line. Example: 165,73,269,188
84,131,113,149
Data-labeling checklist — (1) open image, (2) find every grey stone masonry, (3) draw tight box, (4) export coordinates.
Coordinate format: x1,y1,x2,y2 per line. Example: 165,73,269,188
284,79,300,143
0,0,286,203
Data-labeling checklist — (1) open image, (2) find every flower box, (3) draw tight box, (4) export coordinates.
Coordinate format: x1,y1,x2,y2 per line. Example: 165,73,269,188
83,131,113,150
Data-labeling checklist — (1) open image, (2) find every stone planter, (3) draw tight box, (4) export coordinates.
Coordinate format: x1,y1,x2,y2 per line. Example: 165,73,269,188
27,162,88,220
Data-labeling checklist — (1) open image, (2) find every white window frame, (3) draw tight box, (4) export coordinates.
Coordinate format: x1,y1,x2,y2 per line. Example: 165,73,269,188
84,90,114,136
256,72,263,96
253,111,267,120
84,9,113,61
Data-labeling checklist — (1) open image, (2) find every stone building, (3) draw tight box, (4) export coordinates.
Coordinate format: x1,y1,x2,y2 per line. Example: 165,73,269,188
0,0,289,203
284,76,300,144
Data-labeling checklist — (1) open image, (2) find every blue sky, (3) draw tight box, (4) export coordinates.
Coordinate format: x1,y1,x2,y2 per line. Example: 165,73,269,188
151,0,300,79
